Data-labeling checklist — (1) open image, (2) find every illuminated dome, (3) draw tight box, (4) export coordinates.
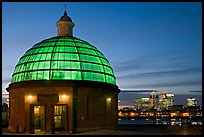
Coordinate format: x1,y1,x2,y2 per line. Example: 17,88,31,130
11,36,116,85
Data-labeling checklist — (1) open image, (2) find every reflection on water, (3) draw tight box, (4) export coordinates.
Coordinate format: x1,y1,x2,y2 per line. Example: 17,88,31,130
118,118,202,126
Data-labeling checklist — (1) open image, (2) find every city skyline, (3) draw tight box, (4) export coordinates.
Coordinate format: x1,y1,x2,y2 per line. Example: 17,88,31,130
118,90,202,107
2,2,202,106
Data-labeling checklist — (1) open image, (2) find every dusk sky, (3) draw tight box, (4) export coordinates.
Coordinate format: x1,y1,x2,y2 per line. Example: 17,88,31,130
2,2,202,106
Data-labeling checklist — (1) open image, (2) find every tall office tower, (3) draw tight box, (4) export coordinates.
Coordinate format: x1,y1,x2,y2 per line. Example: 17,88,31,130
166,94,174,106
150,91,158,108
159,93,174,109
187,98,197,106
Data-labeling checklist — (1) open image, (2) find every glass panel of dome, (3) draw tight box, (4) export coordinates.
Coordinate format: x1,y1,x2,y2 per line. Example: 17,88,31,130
38,48,44,53
85,55,101,63
64,61,71,69
42,47,48,52
18,74,23,82
30,56,36,62
40,54,47,60
71,54,79,60
78,43,91,49
82,72,91,81
38,62,45,69
82,62,90,70
35,54,42,61
105,75,111,84
79,54,87,61
17,57,25,65
58,53,65,60
95,51,104,57
50,70,57,79
30,71,37,80
18,73,23,82
99,73,106,82
14,74,19,82
52,53,59,60
56,41,64,46
54,46,64,52
58,61,65,69
70,62,80,69
33,48,40,54
25,64,31,71
51,61,58,69
64,42,70,46
19,65,24,72
21,64,26,71
37,71,43,79
24,50,32,55
69,47,77,52
71,71,81,80
26,56,33,62
110,77,116,84
26,63,33,70
13,75,18,82
14,66,20,73
22,56,28,62
91,73,97,81
43,61,50,69
100,58,109,65
91,64,103,72
20,72,27,80
37,43,46,47
43,71,49,80
75,43,83,48
64,53,71,60
67,42,76,47
45,53,52,60
48,42,56,46
31,54,37,61
64,71,71,79
52,70,65,79
78,48,97,56
103,66,112,74
33,62,39,70
80,54,100,63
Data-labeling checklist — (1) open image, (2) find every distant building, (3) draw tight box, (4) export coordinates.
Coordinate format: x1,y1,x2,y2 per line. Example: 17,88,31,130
187,98,197,106
134,97,151,110
149,91,158,108
159,93,174,109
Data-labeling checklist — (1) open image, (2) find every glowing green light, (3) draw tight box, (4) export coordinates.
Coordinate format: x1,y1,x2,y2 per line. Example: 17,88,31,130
12,36,116,85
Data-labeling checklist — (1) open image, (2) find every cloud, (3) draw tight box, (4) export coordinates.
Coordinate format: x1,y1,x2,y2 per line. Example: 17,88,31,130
189,91,202,93
123,79,201,89
116,67,201,80
113,58,142,72
113,49,201,75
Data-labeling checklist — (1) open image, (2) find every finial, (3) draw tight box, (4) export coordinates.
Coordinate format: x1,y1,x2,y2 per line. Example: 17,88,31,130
64,4,67,16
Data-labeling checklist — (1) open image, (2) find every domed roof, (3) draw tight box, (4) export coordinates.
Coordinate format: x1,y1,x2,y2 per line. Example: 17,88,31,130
11,36,116,85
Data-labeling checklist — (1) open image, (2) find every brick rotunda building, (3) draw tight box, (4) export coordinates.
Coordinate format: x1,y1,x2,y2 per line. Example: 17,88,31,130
6,10,120,134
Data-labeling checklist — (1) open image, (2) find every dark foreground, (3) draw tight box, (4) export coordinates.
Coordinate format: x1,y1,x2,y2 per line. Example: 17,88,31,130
2,124,202,135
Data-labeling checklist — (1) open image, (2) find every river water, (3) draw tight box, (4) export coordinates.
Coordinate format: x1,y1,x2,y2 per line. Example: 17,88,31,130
118,118,202,126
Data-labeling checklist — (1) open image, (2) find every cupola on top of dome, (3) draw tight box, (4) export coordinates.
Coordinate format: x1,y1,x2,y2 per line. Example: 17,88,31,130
56,6,75,37
59,10,73,22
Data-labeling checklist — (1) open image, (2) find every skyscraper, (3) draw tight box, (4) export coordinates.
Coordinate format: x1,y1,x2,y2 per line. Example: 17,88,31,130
187,98,197,106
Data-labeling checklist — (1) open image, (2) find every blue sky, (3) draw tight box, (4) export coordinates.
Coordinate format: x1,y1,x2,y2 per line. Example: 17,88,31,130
2,2,202,106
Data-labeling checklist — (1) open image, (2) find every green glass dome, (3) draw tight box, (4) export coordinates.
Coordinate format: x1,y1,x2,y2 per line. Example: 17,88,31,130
12,36,116,85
